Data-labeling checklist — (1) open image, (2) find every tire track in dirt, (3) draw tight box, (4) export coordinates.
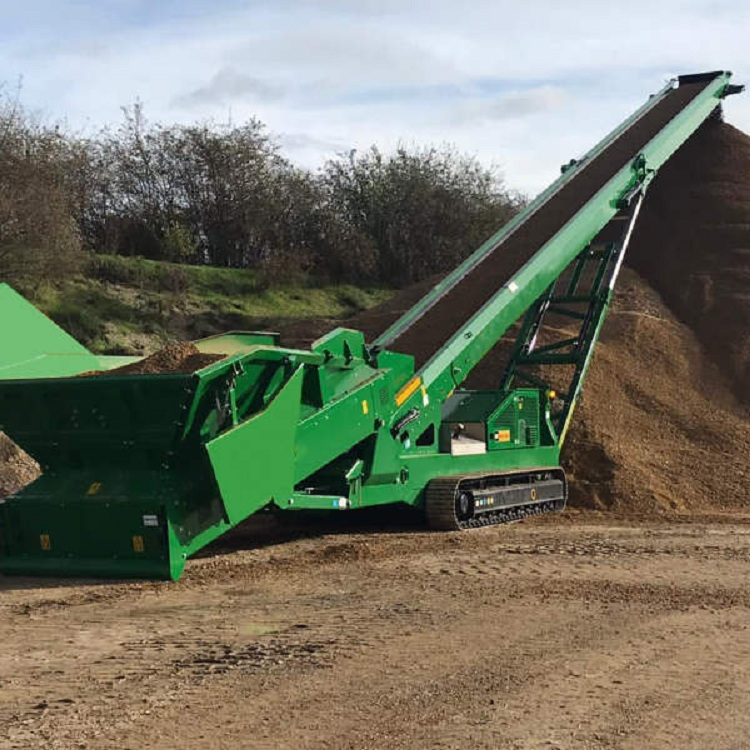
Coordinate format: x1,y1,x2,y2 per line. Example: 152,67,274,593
3,521,750,749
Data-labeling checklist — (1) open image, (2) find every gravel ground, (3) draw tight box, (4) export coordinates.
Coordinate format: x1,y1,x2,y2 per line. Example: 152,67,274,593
3,510,750,750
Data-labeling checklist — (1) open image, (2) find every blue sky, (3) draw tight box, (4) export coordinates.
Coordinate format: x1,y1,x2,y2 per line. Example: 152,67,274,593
2,0,749,194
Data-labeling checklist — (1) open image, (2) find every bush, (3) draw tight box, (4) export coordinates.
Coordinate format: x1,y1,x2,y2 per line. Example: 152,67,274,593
0,88,523,290
0,91,84,286
321,145,522,286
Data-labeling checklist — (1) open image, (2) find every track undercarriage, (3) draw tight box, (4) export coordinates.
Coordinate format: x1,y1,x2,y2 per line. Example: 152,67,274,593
425,469,567,531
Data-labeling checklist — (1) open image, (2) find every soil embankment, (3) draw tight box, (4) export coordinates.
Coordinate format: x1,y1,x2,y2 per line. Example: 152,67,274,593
628,118,750,404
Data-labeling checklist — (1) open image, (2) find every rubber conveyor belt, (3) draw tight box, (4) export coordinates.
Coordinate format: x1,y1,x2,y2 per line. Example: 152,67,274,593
384,76,714,370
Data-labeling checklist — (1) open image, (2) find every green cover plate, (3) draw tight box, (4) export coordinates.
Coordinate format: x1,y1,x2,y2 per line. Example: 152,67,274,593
0,284,100,378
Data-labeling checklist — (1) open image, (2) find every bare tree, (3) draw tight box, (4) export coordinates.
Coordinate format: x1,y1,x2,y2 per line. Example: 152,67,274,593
0,89,82,286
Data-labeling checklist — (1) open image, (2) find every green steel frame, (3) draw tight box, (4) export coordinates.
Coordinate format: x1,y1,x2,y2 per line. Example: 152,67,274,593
390,73,734,405
0,71,741,580
500,188,646,443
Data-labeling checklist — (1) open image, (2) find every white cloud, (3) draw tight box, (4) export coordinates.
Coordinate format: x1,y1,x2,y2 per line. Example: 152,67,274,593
451,86,568,125
175,67,284,108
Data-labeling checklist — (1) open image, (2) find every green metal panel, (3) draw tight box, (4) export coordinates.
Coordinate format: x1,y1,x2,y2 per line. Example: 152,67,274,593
0,354,100,379
0,472,187,579
487,391,541,450
442,390,503,422
206,366,304,524
0,373,197,469
0,283,101,378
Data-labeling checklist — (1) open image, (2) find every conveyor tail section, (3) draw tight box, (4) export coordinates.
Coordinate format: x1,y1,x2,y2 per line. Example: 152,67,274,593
377,72,731,376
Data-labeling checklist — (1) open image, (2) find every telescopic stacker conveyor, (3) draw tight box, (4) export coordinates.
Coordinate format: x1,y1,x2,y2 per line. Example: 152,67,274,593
0,71,743,580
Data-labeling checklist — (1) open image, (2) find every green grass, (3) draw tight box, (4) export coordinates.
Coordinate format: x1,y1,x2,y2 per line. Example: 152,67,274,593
32,255,393,355
88,254,262,297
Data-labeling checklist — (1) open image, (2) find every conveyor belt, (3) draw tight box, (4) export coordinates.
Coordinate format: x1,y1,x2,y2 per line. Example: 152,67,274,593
384,75,716,370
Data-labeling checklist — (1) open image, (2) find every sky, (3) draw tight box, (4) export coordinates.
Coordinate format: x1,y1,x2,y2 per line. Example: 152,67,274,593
2,0,750,195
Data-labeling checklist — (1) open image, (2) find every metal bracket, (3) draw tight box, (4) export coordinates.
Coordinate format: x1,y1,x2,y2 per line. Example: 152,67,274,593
723,83,745,97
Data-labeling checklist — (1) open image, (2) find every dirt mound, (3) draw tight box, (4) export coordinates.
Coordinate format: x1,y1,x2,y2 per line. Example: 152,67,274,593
95,343,224,376
628,118,750,404
560,269,750,513
0,432,40,498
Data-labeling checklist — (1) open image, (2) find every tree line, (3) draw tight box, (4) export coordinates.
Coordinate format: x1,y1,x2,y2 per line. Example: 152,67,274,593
0,91,522,289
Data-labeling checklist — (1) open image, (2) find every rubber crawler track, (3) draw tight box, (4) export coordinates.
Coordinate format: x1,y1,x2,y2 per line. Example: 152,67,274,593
425,475,566,531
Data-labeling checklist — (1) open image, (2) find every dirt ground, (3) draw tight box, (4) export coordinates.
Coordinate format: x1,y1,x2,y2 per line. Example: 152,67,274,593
3,510,750,750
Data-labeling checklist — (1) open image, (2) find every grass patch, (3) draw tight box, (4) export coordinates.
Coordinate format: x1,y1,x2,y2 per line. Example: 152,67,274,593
32,255,393,354
88,255,262,297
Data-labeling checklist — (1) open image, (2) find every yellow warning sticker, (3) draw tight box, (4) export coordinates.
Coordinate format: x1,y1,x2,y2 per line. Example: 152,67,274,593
132,536,145,553
395,377,422,407
40,534,51,551
86,481,103,496
495,430,511,443
361,399,369,415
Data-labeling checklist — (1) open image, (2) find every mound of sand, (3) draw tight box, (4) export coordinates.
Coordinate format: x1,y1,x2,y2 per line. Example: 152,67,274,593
628,117,750,404
0,433,40,499
562,268,750,513
86,342,225,376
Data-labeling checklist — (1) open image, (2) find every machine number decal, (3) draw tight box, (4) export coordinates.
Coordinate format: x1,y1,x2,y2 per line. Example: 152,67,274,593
142,515,159,527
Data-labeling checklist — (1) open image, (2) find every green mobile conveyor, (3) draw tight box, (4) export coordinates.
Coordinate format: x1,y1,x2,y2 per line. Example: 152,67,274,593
0,71,742,580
